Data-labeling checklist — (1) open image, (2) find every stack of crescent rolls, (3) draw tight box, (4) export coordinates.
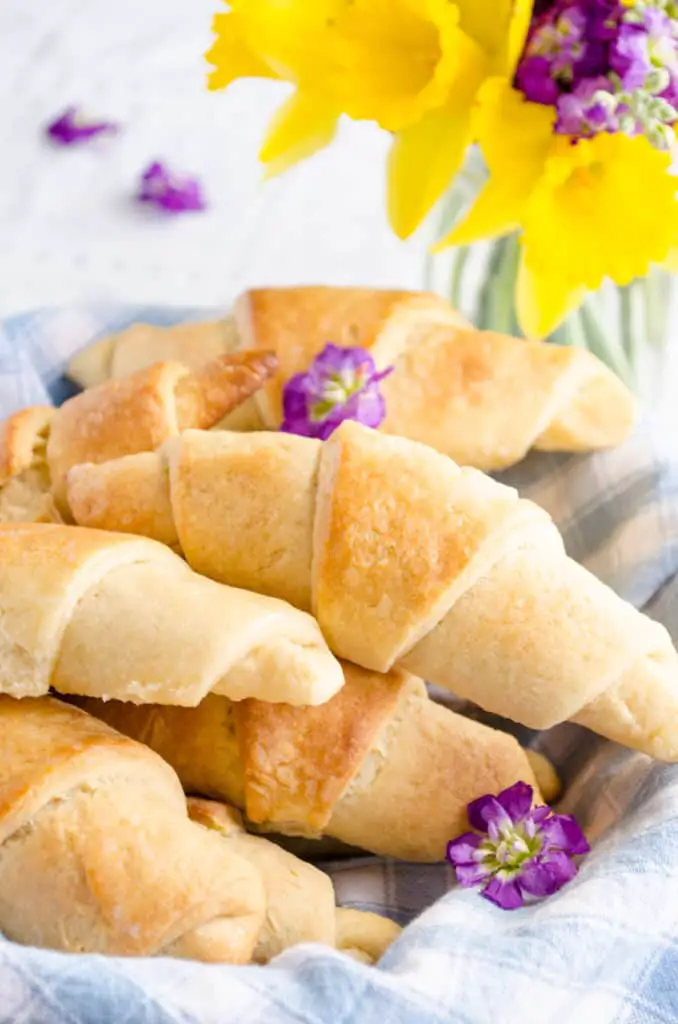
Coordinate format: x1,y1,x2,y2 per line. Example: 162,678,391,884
0,286,662,969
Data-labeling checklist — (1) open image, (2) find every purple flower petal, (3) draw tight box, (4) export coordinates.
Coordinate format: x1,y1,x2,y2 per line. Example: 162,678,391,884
519,850,578,898
455,861,495,888
281,373,311,419
556,75,619,136
481,876,524,910
540,813,590,856
137,161,206,214
515,55,561,104
496,781,534,824
46,107,118,146
446,832,484,866
311,343,377,380
336,383,387,429
467,794,513,834
611,24,651,91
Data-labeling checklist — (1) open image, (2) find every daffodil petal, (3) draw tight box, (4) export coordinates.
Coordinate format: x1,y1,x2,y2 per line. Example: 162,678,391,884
457,0,534,71
473,79,555,177
249,1,344,86
434,178,521,249
516,252,587,340
524,134,678,293
206,12,279,91
387,105,474,240
260,91,339,177
506,0,535,75
435,80,552,250
333,0,473,133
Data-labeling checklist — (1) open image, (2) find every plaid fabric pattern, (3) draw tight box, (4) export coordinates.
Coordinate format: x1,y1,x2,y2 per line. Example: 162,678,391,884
0,306,677,1024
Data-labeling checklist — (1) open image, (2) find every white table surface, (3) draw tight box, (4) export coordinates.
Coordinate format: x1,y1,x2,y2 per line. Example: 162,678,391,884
0,0,426,318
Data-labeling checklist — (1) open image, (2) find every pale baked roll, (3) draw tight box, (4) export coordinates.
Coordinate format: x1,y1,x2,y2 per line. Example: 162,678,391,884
0,696,264,961
64,286,634,467
187,798,337,963
0,523,343,707
67,422,678,759
66,319,239,389
335,909,402,965
0,405,60,524
378,324,635,470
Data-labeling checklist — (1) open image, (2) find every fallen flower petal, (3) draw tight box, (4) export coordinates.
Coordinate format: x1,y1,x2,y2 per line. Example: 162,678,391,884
137,161,206,214
46,107,119,146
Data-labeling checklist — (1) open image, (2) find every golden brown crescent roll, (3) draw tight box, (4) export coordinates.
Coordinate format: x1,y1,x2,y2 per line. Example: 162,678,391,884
232,286,467,429
48,348,276,514
377,325,636,470
67,422,678,760
74,663,542,862
181,799,401,963
0,523,343,707
0,696,265,961
231,287,634,465
63,287,634,468
0,405,54,484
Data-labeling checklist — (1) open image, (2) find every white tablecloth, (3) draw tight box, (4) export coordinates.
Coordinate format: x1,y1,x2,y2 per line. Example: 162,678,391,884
0,1,425,318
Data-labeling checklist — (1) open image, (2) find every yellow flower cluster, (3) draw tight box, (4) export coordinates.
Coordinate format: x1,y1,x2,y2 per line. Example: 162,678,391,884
207,1,678,339
207,1,530,235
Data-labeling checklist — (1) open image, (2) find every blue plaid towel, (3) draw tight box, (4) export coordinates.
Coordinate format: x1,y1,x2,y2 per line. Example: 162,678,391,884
1,306,678,1024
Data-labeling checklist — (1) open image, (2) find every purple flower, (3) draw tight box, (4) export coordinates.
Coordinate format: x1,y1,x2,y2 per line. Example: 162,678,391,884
280,343,393,440
46,107,118,146
446,781,589,911
556,76,618,135
137,161,206,214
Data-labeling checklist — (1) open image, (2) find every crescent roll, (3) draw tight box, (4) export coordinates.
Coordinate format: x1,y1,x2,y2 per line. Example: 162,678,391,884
0,348,276,521
66,318,239,390
0,405,60,524
75,662,542,862
0,523,343,707
186,798,401,964
64,286,635,468
67,423,678,759
0,696,264,961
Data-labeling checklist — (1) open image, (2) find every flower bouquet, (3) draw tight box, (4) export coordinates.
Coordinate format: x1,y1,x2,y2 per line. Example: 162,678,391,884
207,0,678,395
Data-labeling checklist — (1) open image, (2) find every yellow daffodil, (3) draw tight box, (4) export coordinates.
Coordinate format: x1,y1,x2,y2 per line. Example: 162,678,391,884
206,2,344,177
207,1,534,237
438,80,678,338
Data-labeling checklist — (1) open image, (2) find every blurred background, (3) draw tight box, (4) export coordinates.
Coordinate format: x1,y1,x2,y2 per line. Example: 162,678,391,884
0,0,425,318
